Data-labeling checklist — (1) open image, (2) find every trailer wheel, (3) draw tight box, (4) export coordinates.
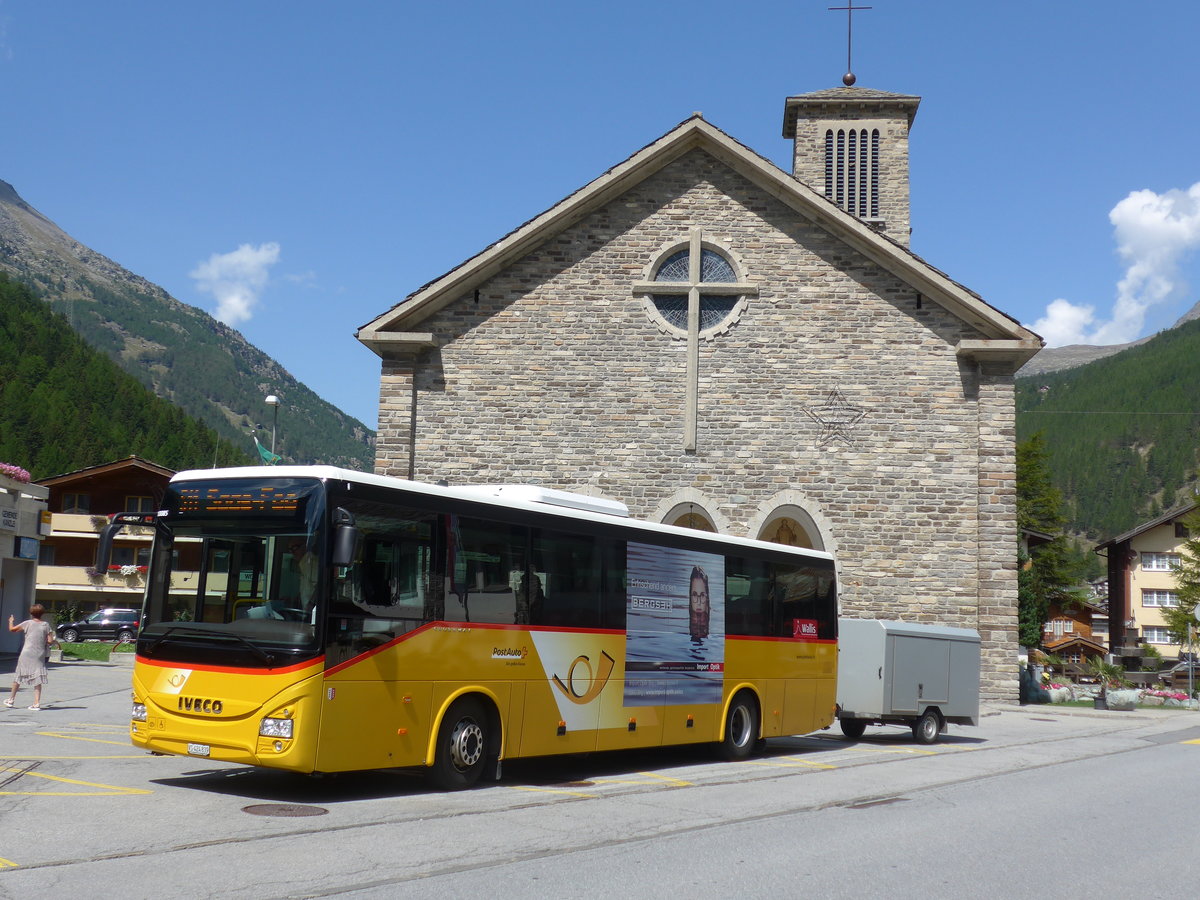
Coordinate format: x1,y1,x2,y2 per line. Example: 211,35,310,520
718,693,759,761
839,718,867,740
428,697,489,791
912,709,941,745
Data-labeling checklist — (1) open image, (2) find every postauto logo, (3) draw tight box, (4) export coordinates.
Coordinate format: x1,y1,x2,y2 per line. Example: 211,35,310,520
491,646,529,660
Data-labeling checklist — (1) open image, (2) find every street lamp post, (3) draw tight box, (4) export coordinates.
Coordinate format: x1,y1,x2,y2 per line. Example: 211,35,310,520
265,395,280,455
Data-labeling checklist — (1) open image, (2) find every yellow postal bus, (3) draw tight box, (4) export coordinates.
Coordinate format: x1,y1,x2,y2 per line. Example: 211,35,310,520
112,466,838,789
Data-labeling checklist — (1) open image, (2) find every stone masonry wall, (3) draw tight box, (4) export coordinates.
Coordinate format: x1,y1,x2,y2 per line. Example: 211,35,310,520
375,148,1019,699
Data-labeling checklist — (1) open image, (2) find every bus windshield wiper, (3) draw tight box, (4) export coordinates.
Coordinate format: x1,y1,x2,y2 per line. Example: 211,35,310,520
144,625,275,667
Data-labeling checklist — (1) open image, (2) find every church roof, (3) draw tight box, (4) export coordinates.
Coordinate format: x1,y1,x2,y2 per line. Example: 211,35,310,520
359,115,1040,365
788,86,919,100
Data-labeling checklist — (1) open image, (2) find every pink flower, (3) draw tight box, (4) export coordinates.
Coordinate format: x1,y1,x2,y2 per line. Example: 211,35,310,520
0,462,31,483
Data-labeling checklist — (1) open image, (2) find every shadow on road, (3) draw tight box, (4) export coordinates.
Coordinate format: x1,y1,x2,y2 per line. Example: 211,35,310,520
147,728,989,804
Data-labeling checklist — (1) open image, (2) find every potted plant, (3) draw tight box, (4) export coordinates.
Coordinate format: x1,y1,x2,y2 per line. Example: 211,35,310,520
1085,656,1126,709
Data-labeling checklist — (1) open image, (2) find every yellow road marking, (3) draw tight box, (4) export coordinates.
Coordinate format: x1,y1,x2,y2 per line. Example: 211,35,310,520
0,766,152,797
589,772,693,787
508,785,597,798
1184,739,1200,745
845,746,937,756
634,771,693,786
746,756,837,770
0,858,18,869
34,732,129,747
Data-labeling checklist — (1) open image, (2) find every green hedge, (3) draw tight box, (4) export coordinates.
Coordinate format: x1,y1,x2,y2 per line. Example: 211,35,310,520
59,642,114,661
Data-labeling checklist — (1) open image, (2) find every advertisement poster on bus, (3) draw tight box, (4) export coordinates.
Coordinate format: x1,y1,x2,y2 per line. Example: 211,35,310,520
624,542,725,706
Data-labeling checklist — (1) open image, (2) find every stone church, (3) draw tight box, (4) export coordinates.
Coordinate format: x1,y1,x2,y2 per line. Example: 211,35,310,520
358,86,1042,699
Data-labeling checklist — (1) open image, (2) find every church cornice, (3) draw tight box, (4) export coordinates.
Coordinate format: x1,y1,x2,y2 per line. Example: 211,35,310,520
782,86,921,135
357,331,437,357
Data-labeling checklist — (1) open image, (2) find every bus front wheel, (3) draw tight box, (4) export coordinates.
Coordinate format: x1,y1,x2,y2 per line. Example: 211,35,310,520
718,693,759,761
429,697,489,791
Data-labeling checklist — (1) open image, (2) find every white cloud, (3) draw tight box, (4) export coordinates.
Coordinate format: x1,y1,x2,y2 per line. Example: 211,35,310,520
1031,182,1200,347
1031,297,1097,346
189,242,281,326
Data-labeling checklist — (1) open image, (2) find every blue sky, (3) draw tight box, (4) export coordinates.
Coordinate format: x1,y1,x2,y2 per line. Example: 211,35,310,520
3,1,1199,430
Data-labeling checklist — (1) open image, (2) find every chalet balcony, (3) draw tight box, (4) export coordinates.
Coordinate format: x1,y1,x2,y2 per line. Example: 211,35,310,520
36,565,196,599
49,513,154,541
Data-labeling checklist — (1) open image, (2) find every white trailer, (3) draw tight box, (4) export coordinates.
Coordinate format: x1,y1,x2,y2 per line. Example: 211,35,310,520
836,618,980,744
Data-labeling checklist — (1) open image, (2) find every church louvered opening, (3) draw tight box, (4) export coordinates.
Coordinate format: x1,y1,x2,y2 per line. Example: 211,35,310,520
824,127,880,219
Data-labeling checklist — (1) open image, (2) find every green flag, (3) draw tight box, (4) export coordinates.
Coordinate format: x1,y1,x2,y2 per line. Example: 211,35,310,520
253,435,282,465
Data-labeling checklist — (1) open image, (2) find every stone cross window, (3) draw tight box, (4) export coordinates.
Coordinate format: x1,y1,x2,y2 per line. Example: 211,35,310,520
634,228,757,451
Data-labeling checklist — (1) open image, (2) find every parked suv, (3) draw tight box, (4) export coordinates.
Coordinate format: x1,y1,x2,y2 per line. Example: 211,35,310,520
56,608,140,643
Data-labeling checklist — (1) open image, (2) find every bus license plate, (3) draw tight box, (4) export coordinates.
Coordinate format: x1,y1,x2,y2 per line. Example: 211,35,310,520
187,743,211,757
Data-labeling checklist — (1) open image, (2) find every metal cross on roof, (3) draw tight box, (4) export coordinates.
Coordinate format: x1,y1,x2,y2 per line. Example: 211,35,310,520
829,2,872,86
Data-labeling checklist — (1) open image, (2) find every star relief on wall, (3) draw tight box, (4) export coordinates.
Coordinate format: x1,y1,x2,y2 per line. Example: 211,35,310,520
803,390,866,446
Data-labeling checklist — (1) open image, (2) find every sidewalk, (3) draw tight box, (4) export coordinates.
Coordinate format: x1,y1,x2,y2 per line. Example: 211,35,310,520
982,697,1200,725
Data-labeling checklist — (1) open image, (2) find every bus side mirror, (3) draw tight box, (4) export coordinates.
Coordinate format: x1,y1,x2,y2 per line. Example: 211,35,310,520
331,507,358,568
95,522,121,571
94,512,158,571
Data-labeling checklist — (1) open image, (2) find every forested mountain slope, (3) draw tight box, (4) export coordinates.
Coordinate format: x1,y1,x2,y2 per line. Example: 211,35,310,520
0,179,373,469
1016,317,1200,540
0,276,249,477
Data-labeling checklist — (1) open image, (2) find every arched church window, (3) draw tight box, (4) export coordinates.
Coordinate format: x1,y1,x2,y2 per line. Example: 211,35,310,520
669,510,717,532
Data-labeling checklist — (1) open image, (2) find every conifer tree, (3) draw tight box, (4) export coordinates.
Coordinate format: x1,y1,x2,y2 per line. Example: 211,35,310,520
1017,434,1085,648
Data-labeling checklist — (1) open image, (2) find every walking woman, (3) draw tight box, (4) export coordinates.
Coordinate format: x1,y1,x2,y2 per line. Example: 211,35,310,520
7,604,55,710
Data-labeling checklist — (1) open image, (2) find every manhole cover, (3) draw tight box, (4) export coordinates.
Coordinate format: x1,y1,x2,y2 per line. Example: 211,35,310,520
242,803,328,817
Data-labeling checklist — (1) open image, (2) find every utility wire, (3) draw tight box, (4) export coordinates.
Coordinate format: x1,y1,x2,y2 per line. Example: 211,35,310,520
1022,410,1199,416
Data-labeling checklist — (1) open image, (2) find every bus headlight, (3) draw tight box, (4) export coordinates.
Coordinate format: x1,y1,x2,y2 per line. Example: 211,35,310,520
259,717,294,739
132,702,147,722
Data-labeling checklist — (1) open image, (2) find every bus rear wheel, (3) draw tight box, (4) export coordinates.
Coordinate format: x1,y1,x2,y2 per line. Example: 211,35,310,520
429,697,489,791
718,693,759,761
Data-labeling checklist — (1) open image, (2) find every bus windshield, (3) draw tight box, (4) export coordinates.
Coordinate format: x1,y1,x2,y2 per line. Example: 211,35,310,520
139,477,327,668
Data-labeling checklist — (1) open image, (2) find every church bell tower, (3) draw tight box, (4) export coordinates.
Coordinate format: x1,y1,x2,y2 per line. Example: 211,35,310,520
782,87,921,246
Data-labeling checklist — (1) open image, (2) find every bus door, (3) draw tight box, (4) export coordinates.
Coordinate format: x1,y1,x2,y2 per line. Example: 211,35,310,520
317,504,436,773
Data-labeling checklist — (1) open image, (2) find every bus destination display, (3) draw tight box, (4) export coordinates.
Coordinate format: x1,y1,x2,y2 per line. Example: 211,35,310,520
176,483,306,514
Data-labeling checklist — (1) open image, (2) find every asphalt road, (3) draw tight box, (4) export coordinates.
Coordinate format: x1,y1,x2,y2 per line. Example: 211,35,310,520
3,657,1198,899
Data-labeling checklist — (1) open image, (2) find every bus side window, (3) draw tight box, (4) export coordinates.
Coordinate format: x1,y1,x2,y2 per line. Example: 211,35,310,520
326,503,435,668
446,516,526,625
773,561,836,639
725,555,772,637
600,538,626,630
530,529,602,628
